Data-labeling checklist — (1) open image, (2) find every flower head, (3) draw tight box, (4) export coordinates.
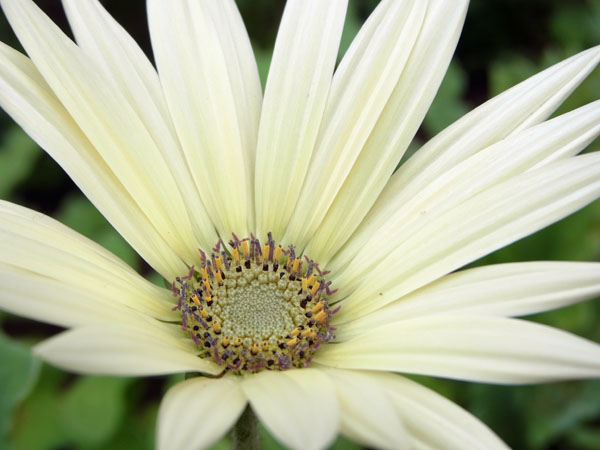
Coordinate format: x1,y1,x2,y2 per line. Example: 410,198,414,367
1,0,600,449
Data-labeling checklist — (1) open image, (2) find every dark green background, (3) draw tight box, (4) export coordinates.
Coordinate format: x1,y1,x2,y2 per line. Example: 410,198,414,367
0,1,599,449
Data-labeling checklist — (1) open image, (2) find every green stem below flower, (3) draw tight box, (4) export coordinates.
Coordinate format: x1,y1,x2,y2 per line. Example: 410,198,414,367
232,405,259,450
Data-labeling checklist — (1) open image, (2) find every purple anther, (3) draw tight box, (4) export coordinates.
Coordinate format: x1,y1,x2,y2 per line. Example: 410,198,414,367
221,251,230,270
198,249,207,262
190,331,202,346
181,310,188,330
182,265,195,280
288,245,296,261
247,361,265,371
227,359,242,370
212,347,223,364
212,238,223,253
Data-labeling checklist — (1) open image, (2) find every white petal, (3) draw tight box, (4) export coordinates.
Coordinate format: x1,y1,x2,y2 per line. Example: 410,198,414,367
323,369,410,450
1,0,205,264
332,101,600,292
337,262,600,340
34,324,221,376
372,372,509,450
335,153,600,323
0,200,177,322
0,263,168,329
0,42,186,279
242,369,338,450
283,0,427,250
334,45,600,270
306,0,468,263
62,0,218,251
148,0,257,238
315,316,600,384
157,376,246,450
254,0,347,240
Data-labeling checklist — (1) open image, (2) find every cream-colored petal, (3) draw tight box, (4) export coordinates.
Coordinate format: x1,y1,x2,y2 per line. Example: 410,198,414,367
0,200,177,321
283,0,427,250
254,0,347,241
201,0,262,166
0,263,168,329
337,262,600,340
324,369,410,450
315,316,600,384
306,0,468,263
157,376,246,450
242,369,338,450
334,45,600,270
62,0,218,250
332,101,600,302
0,42,186,279
34,324,221,376
1,0,204,264
335,153,600,323
372,372,509,450
332,101,600,289
148,0,256,238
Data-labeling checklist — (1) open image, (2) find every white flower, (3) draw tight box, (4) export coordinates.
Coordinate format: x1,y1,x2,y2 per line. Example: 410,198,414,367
1,0,599,449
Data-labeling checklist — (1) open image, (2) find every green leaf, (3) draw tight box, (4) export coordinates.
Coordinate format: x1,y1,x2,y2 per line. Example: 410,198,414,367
0,333,41,448
11,365,69,450
56,194,139,269
422,62,469,137
59,376,133,448
0,126,39,197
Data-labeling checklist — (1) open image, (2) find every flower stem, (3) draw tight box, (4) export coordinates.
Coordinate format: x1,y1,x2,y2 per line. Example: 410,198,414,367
232,405,259,450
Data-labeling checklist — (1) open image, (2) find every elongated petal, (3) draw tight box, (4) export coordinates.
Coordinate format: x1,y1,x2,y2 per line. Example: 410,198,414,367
254,0,347,240
0,201,177,322
315,316,600,384
1,0,204,264
62,0,218,250
333,101,600,298
157,376,246,450
334,46,600,269
0,42,186,279
34,324,221,376
0,263,166,329
324,369,410,450
242,369,338,450
148,0,258,237
306,0,468,263
283,0,427,250
335,153,600,323
371,372,509,450
337,262,600,340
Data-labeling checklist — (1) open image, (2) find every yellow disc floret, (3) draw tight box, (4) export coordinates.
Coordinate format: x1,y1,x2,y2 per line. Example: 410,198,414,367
173,233,337,372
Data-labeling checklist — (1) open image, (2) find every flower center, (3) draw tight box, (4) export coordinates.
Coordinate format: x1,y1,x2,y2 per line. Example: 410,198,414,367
173,233,337,372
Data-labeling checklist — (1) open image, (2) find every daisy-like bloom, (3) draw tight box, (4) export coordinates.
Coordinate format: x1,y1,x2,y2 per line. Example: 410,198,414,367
1,0,600,448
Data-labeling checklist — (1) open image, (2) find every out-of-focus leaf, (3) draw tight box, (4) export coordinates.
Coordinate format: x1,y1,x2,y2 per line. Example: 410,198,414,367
422,62,469,137
56,194,139,268
523,381,600,449
254,45,272,91
0,333,41,448
489,54,539,97
0,127,39,197
12,365,68,450
104,402,157,450
59,376,133,448
329,435,361,450
337,1,361,61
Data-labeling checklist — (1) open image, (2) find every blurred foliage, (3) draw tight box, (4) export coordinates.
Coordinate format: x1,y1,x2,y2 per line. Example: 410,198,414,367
0,0,599,449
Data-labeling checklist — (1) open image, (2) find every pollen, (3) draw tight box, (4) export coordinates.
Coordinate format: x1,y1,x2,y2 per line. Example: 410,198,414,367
173,233,337,372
